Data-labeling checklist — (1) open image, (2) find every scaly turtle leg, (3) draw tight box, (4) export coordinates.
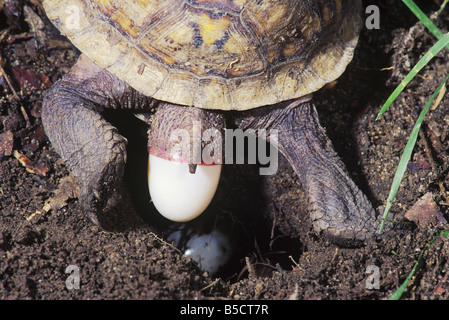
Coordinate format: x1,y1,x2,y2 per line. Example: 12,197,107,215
235,98,382,245
42,55,155,230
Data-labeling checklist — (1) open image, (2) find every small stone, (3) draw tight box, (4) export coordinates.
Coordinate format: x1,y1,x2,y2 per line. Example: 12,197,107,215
404,192,447,226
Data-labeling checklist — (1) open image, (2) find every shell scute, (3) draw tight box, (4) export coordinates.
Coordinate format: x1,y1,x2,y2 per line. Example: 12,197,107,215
43,0,362,110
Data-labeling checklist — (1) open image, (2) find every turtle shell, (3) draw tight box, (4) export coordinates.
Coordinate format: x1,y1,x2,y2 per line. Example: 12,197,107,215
43,0,362,110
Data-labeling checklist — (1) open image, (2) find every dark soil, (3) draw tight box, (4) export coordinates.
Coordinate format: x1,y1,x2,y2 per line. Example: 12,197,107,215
1,0,449,300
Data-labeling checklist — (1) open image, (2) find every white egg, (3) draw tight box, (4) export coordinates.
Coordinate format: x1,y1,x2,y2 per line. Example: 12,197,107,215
148,154,221,222
183,231,232,275
167,226,232,275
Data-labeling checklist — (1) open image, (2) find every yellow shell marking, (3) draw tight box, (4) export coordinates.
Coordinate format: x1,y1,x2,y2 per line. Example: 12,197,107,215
42,0,362,111
335,0,342,19
198,13,231,46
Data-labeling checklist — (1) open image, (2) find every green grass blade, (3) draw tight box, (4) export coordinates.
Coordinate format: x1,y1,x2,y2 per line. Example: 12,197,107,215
402,0,446,40
388,250,424,300
378,74,449,234
388,230,449,300
376,32,449,120
438,0,448,14
438,0,449,15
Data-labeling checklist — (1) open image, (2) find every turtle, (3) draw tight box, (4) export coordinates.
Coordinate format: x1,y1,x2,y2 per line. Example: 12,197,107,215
41,0,386,245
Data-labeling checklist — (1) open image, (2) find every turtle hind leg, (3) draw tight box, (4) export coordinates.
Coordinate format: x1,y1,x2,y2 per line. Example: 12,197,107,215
235,99,384,246
41,55,149,231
